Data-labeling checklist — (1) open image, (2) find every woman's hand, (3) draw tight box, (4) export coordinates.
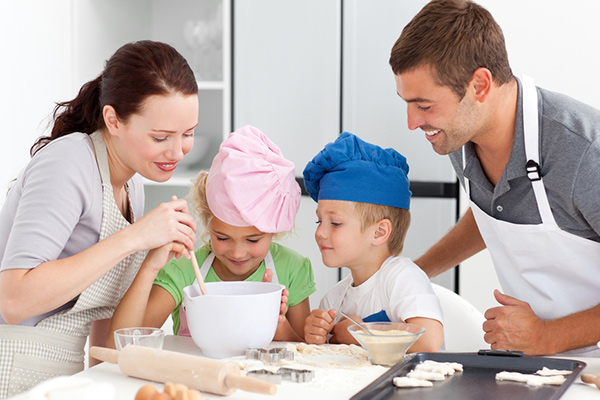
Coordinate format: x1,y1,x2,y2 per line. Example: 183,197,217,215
127,197,197,253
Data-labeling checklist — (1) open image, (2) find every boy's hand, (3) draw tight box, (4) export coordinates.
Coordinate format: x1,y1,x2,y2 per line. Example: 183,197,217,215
330,314,361,345
304,309,336,344
262,270,289,322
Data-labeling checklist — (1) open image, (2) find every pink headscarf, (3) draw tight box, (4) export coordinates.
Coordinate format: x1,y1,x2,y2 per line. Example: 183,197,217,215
206,125,301,233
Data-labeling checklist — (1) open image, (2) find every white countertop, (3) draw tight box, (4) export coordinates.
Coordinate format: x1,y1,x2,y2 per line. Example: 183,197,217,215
10,336,600,400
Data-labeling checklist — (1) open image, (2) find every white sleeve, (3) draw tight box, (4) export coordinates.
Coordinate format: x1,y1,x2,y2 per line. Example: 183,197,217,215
384,258,444,324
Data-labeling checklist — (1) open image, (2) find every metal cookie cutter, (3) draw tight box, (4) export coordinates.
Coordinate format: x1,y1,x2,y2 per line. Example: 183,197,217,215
247,367,315,384
279,367,315,383
245,347,295,363
246,369,282,384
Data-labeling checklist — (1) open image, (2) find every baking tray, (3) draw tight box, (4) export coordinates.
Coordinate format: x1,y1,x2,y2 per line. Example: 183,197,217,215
351,350,586,400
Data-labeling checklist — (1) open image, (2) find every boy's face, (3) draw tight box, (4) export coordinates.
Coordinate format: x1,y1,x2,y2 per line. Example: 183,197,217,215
315,199,376,269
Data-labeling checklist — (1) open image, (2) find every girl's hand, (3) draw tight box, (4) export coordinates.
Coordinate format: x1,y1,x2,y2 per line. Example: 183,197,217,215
262,270,288,321
278,289,289,322
127,198,197,253
142,241,187,275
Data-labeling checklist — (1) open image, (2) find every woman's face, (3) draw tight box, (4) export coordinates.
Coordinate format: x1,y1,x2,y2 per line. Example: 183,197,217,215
108,93,199,182
208,216,273,281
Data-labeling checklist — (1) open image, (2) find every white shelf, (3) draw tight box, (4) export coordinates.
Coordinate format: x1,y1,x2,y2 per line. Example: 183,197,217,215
197,80,224,90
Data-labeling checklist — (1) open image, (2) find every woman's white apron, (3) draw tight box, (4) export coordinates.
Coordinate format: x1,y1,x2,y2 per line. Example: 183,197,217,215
465,76,600,357
0,131,145,398
177,251,278,336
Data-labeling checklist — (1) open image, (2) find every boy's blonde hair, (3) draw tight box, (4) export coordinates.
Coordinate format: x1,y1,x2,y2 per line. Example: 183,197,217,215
189,171,287,244
352,202,411,256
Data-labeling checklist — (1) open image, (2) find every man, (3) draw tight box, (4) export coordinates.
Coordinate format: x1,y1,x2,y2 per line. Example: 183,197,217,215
390,0,600,356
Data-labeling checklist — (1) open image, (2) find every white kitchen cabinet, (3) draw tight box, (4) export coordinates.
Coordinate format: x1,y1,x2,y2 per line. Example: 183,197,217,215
232,0,460,307
138,0,232,213
233,0,342,307
67,0,231,214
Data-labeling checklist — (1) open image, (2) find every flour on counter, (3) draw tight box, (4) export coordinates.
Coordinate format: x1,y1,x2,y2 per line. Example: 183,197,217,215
228,343,387,392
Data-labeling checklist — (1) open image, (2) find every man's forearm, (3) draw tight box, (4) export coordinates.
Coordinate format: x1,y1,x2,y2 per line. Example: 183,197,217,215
414,207,486,277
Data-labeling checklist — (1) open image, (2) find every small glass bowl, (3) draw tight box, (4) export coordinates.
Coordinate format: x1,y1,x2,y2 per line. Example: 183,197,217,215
348,322,425,366
114,327,165,351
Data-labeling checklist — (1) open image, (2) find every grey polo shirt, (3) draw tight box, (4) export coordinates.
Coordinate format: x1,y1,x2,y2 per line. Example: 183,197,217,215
449,77,600,242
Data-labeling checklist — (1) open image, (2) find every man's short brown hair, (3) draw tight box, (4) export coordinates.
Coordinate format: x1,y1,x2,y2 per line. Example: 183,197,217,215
389,0,513,99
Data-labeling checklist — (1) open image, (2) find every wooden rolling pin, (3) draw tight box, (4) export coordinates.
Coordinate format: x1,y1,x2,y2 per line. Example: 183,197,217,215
90,346,276,396
581,373,600,389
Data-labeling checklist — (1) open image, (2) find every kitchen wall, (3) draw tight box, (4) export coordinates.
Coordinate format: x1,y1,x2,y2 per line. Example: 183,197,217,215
2,0,600,314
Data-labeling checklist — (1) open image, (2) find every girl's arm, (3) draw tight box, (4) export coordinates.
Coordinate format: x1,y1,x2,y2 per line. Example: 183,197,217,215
106,243,180,349
405,317,444,352
273,297,311,342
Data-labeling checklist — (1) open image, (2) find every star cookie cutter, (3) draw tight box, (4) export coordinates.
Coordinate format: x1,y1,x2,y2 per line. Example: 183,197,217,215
245,347,295,363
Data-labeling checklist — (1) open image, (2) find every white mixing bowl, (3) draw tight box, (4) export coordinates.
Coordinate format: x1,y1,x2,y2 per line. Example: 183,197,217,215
183,281,284,359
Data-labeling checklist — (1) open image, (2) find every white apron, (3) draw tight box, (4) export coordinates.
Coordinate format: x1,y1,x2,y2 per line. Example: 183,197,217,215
465,76,600,357
177,251,278,336
0,131,145,398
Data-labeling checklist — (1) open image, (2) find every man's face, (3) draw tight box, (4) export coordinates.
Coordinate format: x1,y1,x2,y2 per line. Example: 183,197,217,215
395,65,480,155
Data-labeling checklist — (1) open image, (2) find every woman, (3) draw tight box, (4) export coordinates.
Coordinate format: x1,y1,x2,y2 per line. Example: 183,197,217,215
0,40,198,398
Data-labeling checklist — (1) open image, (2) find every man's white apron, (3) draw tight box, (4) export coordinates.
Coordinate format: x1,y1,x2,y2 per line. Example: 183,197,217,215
465,76,600,357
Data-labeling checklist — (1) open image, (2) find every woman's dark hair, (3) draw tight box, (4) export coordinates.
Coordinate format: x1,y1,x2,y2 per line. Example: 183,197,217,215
31,40,198,156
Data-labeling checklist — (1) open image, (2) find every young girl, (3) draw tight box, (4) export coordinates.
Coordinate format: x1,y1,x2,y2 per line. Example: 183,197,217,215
108,125,315,345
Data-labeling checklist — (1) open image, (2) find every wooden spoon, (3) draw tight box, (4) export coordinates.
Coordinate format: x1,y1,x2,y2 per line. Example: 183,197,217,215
581,373,600,389
189,247,208,295
171,196,208,295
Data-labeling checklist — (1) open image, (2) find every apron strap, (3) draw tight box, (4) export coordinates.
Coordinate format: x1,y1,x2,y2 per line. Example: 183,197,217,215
90,131,111,187
521,75,557,226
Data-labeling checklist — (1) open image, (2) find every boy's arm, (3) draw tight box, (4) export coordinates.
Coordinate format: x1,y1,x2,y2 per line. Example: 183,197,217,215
329,316,361,345
405,317,444,352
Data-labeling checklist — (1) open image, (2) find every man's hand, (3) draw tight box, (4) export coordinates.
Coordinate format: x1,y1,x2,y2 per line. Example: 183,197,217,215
483,290,549,355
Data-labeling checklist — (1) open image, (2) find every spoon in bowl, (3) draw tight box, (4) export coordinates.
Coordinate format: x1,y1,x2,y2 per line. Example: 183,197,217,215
340,311,375,335
171,195,208,295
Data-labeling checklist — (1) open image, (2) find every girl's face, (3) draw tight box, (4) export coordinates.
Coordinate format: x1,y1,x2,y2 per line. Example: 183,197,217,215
108,93,199,182
208,216,273,281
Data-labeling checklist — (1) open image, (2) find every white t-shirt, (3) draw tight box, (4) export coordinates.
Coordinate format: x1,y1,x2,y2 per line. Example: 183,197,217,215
0,133,144,325
320,255,443,324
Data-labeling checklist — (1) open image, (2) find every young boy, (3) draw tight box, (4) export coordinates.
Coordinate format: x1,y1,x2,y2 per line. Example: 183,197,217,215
302,132,444,352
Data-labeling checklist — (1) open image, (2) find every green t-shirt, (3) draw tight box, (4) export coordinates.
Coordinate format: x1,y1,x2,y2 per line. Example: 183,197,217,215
154,242,316,334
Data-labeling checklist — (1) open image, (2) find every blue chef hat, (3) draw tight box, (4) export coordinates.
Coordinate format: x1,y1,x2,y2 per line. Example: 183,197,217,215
303,132,411,209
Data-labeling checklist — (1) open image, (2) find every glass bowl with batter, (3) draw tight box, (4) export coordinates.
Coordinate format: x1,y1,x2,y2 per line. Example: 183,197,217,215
348,322,425,366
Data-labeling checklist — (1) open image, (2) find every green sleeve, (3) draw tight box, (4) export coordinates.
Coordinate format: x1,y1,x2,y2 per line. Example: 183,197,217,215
271,243,316,307
153,245,211,334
